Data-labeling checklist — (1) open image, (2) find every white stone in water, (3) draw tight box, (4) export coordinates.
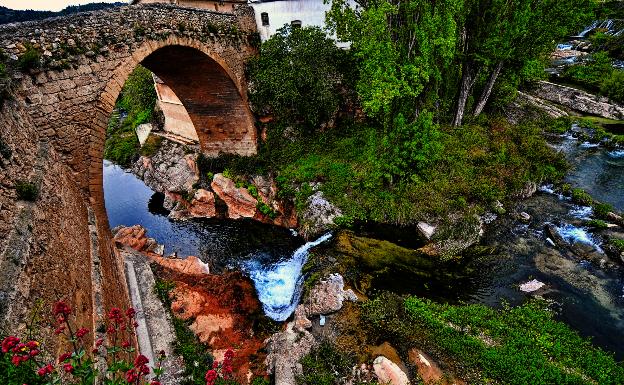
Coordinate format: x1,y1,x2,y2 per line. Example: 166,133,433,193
520,279,545,293
417,222,436,239
319,315,326,326
520,212,531,221
546,238,556,247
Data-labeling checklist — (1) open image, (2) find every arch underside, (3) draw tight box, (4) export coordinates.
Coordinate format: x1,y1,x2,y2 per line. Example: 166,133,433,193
142,45,256,156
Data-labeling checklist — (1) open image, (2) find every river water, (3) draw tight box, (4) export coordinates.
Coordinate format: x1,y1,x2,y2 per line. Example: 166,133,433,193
103,131,624,357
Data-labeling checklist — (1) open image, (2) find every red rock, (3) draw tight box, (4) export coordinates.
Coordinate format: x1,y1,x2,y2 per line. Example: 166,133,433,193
373,356,410,385
189,189,216,218
151,255,210,276
211,174,257,219
407,348,466,385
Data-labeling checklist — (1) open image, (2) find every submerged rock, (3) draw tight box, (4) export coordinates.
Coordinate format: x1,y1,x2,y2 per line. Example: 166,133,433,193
519,279,545,293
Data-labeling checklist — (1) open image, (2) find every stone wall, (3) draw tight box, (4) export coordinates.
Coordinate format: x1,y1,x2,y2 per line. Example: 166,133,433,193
0,3,258,345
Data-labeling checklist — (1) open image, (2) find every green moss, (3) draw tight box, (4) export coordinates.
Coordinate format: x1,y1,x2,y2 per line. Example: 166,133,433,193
139,135,163,157
15,181,38,201
593,202,615,219
611,238,624,253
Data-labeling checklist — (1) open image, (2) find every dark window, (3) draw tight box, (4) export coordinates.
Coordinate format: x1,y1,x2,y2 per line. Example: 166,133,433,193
261,12,269,26
291,19,302,28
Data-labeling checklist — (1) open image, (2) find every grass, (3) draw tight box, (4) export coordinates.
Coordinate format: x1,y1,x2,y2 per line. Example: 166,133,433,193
15,181,38,201
361,292,624,385
587,219,609,229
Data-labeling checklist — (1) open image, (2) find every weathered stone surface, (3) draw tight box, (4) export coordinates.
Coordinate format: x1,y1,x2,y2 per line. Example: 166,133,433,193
189,189,216,218
133,140,199,194
531,81,624,120
305,274,358,316
373,356,410,385
300,191,342,240
211,173,258,219
265,322,316,385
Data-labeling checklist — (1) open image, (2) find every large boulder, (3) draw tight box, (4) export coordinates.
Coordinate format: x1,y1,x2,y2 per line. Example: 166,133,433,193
188,189,216,218
211,174,258,219
300,191,342,240
305,274,358,316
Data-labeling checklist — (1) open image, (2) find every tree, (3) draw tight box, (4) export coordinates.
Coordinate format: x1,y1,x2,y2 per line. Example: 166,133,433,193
247,25,353,134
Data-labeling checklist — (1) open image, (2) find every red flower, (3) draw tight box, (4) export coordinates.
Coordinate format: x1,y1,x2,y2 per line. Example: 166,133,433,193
122,340,130,348
53,301,72,318
125,368,138,383
106,325,116,334
11,355,22,366
29,349,40,357
126,307,136,318
108,308,124,324
92,348,99,354
58,352,72,363
63,363,74,374
151,381,162,385
134,354,149,367
76,328,89,338
95,338,104,347
2,336,20,353
158,350,166,360
205,369,217,385
37,363,54,376
25,341,39,349
54,325,65,335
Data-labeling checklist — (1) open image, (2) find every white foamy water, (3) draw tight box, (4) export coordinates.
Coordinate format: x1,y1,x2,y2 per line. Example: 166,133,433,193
569,205,593,219
608,150,624,158
580,141,600,149
556,224,602,252
244,233,332,321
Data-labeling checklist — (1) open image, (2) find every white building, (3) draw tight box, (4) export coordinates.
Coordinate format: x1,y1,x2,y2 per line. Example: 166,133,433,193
247,0,334,42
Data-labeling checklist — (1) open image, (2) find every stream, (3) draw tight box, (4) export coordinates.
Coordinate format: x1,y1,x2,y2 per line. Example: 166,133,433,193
103,129,624,357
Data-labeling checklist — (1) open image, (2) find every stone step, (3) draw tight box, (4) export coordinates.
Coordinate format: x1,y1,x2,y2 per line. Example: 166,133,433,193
123,249,185,385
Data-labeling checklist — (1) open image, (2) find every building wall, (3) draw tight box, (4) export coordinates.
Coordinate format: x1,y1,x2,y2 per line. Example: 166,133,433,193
249,0,331,41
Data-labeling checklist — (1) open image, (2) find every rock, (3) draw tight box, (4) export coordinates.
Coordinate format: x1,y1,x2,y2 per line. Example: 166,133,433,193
519,279,545,293
407,349,444,385
530,81,624,120
211,173,257,219
151,255,210,276
417,222,436,240
305,274,358,316
132,139,199,194
514,181,539,199
188,189,216,218
135,123,153,146
519,212,531,222
371,343,407,374
265,322,316,385
113,225,161,253
373,356,410,385
300,191,342,240
293,305,312,330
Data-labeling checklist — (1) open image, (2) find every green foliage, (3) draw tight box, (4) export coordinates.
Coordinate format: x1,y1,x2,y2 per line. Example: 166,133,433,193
360,292,624,385
251,378,270,385
593,202,614,219
571,188,593,205
248,25,353,133
17,45,40,71
563,51,614,90
154,279,214,385
610,238,624,253
15,181,38,201
586,219,608,229
297,341,357,385
0,349,45,385
104,131,139,166
601,70,624,104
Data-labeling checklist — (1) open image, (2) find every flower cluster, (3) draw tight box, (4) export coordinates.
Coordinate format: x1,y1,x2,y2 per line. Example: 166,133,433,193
205,348,235,385
1,337,40,366
125,354,151,384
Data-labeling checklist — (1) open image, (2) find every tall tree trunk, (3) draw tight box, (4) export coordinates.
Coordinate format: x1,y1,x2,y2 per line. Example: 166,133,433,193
473,61,503,117
452,61,478,127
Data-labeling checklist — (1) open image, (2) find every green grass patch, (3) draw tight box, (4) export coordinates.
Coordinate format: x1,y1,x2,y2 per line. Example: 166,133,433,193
15,181,38,201
361,293,624,385
586,219,608,229
571,188,593,206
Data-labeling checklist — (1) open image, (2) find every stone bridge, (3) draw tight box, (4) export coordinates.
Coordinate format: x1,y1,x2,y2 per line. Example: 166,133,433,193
0,3,258,344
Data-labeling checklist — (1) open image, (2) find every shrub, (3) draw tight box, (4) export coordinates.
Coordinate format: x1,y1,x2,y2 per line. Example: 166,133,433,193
17,45,40,71
571,188,593,205
15,181,38,201
593,202,614,218
586,219,608,229
611,238,624,253
601,70,624,104
297,341,356,385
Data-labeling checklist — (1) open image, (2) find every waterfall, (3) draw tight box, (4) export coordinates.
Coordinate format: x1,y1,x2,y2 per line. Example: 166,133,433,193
244,233,333,321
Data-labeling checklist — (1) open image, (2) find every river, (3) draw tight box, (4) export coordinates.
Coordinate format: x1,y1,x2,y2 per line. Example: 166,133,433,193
103,130,624,357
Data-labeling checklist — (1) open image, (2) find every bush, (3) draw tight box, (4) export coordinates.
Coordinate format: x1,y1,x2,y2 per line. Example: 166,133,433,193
601,70,624,104
15,181,38,201
297,341,356,385
611,238,624,253
586,219,608,229
593,202,614,218
571,188,593,205
17,45,40,71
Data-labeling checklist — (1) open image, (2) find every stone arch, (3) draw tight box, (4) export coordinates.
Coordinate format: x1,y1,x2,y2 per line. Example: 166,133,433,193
88,36,256,215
